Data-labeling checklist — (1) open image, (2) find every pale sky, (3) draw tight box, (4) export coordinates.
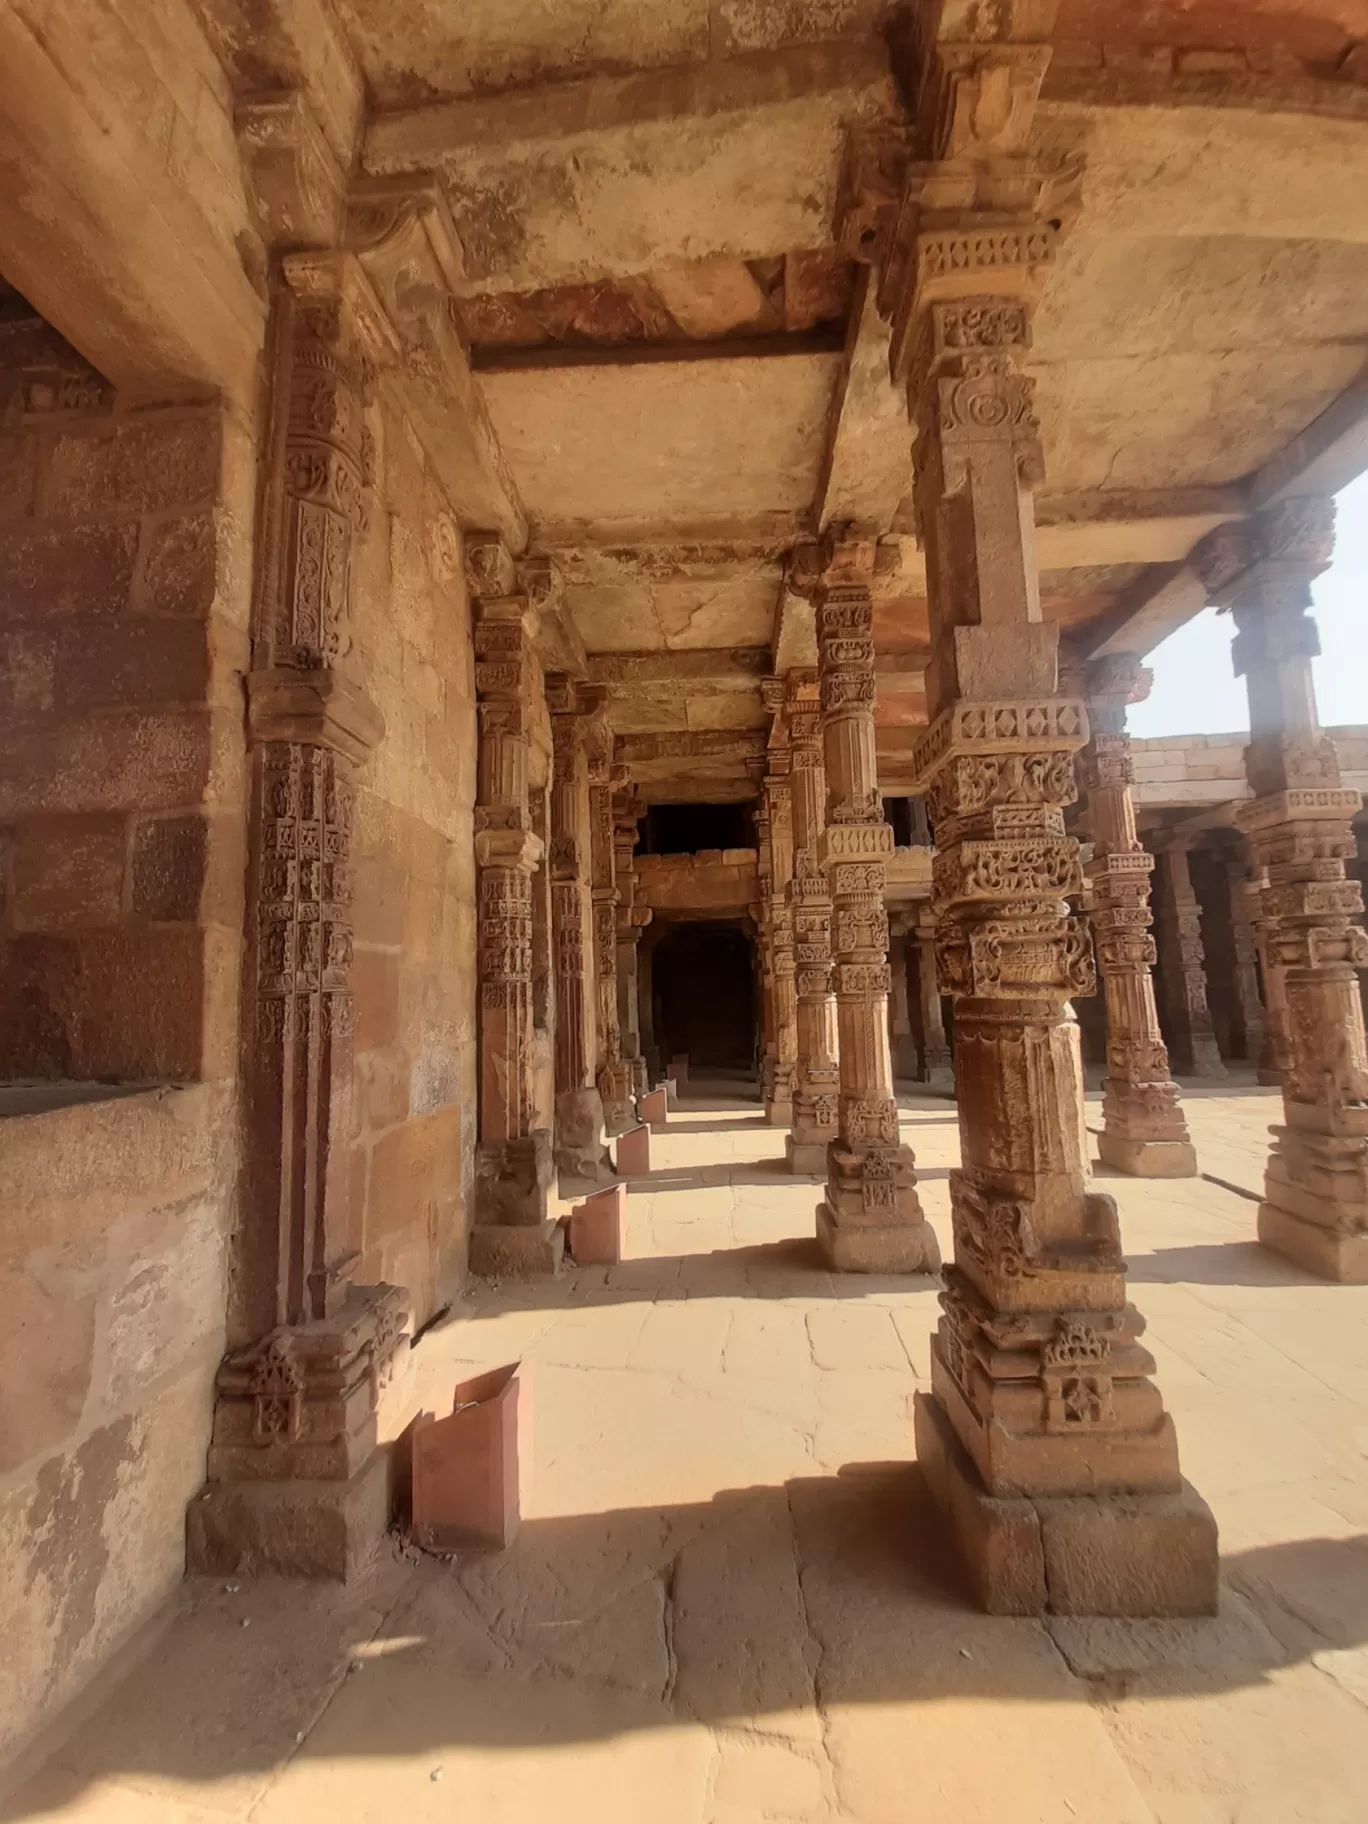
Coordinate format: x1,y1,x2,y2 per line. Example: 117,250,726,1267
1128,468,1368,739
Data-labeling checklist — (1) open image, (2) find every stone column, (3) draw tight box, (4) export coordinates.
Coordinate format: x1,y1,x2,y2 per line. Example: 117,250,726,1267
1225,849,1267,1068
874,20,1214,1614
759,707,799,1124
1198,498,1368,1280
1078,655,1197,1177
797,534,938,1274
1155,837,1227,1078
750,759,781,1112
547,675,611,1183
888,919,920,1081
614,784,651,1097
913,906,953,1085
784,670,840,1171
588,725,635,1136
468,541,558,1276
193,253,409,1577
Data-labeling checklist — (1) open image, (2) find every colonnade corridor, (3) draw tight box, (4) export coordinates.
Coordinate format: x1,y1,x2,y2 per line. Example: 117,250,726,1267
10,1076,1368,1824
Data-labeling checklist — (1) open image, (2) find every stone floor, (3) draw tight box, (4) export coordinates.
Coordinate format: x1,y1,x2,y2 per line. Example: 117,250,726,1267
8,1074,1368,1824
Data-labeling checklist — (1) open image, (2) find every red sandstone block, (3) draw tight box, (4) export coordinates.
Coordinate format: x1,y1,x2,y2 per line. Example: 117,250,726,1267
11,814,127,931
57,621,210,710
667,1055,688,1084
136,512,218,619
567,1185,623,1265
0,432,37,521
640,1086,668,1131
615,1124,650,1176
44,413,220,519
0,521,139,622
130,814,206,922
411,1363,521,1552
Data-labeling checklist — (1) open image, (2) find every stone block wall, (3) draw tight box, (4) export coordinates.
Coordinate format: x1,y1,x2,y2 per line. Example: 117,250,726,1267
347,409,479,1327
0,307,252,1769
0,1084,236,1768
0,313,247,1083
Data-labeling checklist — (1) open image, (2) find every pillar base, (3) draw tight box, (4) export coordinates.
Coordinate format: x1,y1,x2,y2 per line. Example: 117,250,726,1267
1257,1201,1368,1283
187,1445,391,1582
1097,1132,1198,1179
475,1132,553,1229
816,1201,940,1275
913,1393,1218,1617
1188,1043,1228,1079
787,1135,830,1174
554,1087,613,1183
470,1220,565,1278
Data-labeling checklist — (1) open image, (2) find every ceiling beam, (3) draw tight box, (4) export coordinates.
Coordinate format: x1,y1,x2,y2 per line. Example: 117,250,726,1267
1249,372,1368,507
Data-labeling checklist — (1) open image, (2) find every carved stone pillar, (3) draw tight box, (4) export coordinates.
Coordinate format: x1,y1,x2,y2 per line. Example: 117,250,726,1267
888,919,920,1081
1225,850,1267,1068
192,254,410,1579
614,784,651,1097
1077,655,1197,1178
547,676,611,1183
913,907,953,1085
468,541,558,1276
790,536,939,1274
758,702,799,1125
1198,498,1368,1280
589,728,634,1136
784,671,840,1171
873,21,1215,1613
1155,837,1227,1078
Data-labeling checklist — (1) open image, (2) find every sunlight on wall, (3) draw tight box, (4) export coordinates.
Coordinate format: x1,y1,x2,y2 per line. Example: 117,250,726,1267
1128,469,1368,739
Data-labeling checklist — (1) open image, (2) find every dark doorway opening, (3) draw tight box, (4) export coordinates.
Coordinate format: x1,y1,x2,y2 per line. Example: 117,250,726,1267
640,802,752,855
652,920,758,1073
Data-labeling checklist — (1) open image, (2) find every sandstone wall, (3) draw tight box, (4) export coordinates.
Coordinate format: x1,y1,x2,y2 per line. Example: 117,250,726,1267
348,407,479,1328
0,1085,236,1768
0,318,248,1081
0,312,253,1768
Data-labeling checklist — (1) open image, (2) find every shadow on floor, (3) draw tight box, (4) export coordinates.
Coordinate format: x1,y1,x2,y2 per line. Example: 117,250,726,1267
624,1163,954,1194
445,1237,945,1309
1126,1240,1329,1288
10,1465,1368,1813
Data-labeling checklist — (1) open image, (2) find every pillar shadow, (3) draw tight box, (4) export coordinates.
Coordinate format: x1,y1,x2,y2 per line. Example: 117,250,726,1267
11,1466,1368,1813
1125,1241,1331,1288
439,1237,946,1309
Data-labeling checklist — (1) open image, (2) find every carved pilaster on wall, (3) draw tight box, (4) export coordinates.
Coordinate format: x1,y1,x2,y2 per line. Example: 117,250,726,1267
885,11,1215,1617
1076,654,1197,1178
1198,498,1368,1280
192,252,410,1582
468,536,558,1275
792,531,938,1274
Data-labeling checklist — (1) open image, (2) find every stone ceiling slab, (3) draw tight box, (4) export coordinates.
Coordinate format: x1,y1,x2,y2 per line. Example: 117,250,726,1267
1036,345,1367,491
479,353,840,538
569,576,779,654
1046,104,1368,247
